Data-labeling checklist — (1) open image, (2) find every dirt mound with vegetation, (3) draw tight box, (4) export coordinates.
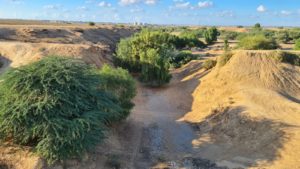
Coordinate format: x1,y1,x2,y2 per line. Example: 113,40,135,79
184,51,300,168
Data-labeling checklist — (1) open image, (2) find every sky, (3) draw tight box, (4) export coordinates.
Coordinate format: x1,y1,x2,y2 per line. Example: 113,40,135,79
0,0,299,26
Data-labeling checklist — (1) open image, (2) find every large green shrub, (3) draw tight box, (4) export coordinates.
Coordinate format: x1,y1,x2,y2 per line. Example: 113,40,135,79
170,50,197,68
170,35,205,49
98,64,136,119
179,34,206,49
219,30,240,40
294,39,300,50
253,23,262,31
238,35,279,50
0,57,124,163
139,47,172,86
275,31,290,44
204,27,219,45
88,22,95,26
115,29,174,86
288,29,300,42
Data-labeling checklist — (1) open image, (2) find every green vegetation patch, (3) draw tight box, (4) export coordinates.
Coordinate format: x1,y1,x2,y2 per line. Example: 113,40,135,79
98,64,136,120
270,51,300,66
294,39,300,50
203,59,217,70
0,56,136,164
218,52,234,67
115,29,174,86
170,50,198,68
204,27,219,45
238,35,279,50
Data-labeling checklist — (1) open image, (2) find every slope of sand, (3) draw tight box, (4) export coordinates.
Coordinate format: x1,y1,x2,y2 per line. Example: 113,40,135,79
184,51,300,168
0,25,135,68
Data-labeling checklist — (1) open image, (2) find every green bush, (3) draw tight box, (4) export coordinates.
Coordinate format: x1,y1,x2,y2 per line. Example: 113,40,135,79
115,29,174,86
139,47,172,86
219,30,240,40
219,52,234,66
288,29,300,42
170,51,196,68
204,27,219,45
275,31,290,44
180,29,206,39
98,65,136,120
238,35,279,50
178,35,206,49
253,23,262,31
270,51,300,66
0,61,3,68
224,39,229,51
294,39,300,50
89,22,95,26
203,59,217,70
0,57,123,164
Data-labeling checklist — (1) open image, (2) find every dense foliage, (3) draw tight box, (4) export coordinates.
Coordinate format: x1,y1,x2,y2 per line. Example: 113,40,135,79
204,27,219,45
294,39,300,50
238,35,279,50
219,30,240,40
98,64,136,120
203,59,217,70
177,34,206,49
88,22,95,26
170,50,198,68
275,30,290,44
115,30,173,86
0,57,135,164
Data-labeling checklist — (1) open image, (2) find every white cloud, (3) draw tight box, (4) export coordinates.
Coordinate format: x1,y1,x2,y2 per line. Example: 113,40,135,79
130,7,144,13
198,1,213,8
119,0,158,6
174,2,191,9
119,0,139,5
145,0,157,5
280,10,292,16
257,5,266,12
98,1,112,7
43,4,61,10
216,10,235,17
77,6,89,11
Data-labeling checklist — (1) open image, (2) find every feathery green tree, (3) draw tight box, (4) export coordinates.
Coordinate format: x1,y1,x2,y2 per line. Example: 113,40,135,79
0,57,125,164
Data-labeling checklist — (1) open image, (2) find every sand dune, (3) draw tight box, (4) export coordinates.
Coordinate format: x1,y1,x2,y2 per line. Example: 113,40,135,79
184,51,300,168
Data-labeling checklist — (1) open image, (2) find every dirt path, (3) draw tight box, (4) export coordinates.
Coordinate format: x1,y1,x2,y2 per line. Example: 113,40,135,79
127,61,224,169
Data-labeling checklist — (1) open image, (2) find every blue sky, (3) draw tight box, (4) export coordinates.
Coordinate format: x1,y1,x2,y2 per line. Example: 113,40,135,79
0,0,299,26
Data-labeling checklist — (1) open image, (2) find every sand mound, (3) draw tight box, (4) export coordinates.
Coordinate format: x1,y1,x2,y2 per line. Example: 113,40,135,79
0,25,136,70
0,26,135,49
0,42,112,68
184,51,300,168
